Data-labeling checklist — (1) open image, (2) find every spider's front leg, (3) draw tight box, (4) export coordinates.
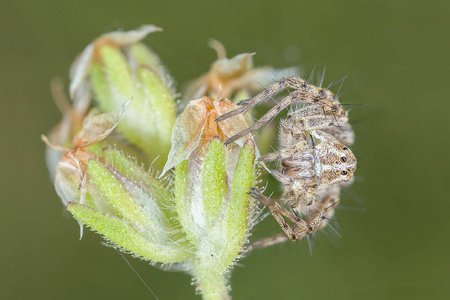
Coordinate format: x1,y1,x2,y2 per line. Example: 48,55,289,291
221,90,302,145
244,233,288,253
216,76,304,122
217,76,343,145
220,89,334,146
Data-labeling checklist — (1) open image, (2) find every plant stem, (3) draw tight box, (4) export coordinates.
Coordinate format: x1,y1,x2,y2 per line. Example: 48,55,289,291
195,267,230,300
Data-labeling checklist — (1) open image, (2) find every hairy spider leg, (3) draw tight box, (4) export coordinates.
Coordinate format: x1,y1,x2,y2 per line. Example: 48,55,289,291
217,77,344,145
249,188,329,242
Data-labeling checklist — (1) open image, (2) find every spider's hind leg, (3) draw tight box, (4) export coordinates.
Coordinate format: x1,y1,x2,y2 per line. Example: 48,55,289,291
249,188,333,243
245,233,288,253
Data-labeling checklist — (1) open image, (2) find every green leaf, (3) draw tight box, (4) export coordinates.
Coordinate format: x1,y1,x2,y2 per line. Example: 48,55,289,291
129,43,174,92
103,149,171,201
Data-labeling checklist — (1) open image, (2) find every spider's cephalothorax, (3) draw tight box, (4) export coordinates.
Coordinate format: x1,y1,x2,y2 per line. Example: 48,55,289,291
273,130,357,209
216,75,357,244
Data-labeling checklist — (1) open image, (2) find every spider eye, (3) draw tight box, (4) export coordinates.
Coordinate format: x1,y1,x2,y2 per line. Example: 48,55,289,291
340,156,347,163
341,170,348,176
343,147,348,151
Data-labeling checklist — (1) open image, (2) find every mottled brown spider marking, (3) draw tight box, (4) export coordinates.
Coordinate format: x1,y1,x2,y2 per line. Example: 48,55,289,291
217,75,358,243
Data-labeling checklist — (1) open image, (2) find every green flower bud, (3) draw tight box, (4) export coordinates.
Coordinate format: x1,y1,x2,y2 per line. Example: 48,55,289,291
48,101,192,263
47,94,259,299
165,96,258,299
70,25,176,170
67,157,192,263
45,27,265,300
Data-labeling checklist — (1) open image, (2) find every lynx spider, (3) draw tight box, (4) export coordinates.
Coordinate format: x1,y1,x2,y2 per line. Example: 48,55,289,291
216,75,357,245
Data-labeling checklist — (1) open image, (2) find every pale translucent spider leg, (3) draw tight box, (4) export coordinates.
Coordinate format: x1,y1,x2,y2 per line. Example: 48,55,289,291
258,150,284,162
244,212,332,254
219,87,343,145
236,98,251,106
216,75,339,124
245,233,288,253
216,76,304,122
223,91,302,145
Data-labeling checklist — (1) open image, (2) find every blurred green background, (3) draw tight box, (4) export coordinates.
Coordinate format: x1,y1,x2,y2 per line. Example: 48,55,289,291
1,0,449,299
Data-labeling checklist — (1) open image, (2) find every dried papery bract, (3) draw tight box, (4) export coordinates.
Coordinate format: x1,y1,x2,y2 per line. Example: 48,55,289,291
184,40,297,102
183,41,298,159
162,96,254,175
49,100,130,206
217,75,357,245
45,79,90,180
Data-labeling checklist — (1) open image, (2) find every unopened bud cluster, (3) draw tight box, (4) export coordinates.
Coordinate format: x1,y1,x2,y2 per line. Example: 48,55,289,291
44,25,283,300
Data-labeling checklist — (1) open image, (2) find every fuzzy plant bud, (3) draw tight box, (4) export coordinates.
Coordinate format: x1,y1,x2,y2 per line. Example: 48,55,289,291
46,94,259,299
47,96,258,300
45,26,264,300
163,96,258,299
70,25,177,170
48,100,192,263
